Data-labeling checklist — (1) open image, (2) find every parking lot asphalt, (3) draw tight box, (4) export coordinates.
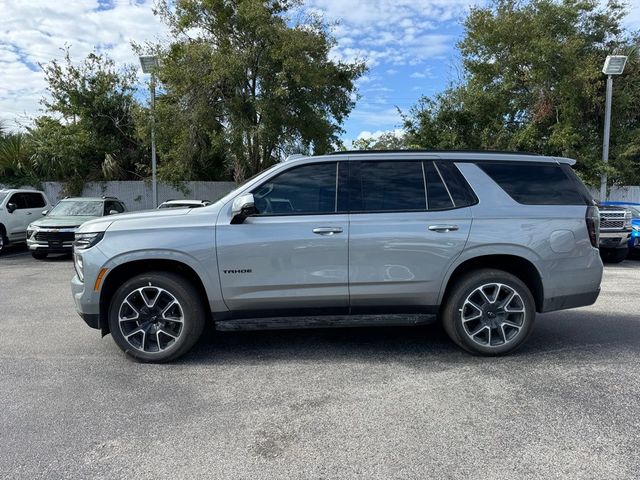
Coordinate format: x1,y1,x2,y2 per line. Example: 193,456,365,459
1,247,640,479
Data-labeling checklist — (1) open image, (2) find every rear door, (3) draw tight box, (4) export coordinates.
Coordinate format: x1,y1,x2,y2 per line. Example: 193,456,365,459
348,159,474,310
216,161,350,316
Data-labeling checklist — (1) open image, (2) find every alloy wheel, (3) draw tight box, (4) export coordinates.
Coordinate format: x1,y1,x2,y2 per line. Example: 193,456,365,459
118,286,184,353
459,282,526,348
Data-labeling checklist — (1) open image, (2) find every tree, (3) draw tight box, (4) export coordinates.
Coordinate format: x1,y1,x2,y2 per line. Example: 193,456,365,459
352,131,407,150
404,0,640,185
150,0,366,181
30,49,146,192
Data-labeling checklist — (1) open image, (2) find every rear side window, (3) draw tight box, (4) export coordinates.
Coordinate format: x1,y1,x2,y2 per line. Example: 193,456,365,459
349,161,426,212
24,193,46,209
435,162,477,207
477,162,589,205
424,162,454,210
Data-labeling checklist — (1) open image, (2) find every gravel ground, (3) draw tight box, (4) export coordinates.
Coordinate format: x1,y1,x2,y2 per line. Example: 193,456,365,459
1,247,639,479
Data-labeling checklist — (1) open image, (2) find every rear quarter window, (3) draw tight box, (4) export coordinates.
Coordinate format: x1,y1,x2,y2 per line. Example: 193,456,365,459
477,162,590,205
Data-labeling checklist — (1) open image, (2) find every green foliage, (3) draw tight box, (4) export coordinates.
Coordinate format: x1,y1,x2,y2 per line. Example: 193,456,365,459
28,49,146,191
404,0,640,185
352,131,407,150
149,0,366,181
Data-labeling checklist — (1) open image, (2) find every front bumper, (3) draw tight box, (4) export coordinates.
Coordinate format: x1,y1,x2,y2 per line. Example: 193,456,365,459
27,227,77,253
71,245,109,331
599,231,631,249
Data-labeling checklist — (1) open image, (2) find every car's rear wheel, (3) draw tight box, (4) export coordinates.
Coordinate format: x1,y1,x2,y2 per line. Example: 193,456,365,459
108,271,206,363
31,250,48,260
442,269,536,356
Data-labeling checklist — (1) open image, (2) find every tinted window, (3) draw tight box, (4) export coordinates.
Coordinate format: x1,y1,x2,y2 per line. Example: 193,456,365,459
253,162,337,215
424,161,454,210
478,162,589,205
349,161,426,212
24,193,46,209
435,162,477,207
8,193,28,209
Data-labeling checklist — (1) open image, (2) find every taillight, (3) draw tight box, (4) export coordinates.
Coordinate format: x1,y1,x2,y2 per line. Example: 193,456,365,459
586,206,599,248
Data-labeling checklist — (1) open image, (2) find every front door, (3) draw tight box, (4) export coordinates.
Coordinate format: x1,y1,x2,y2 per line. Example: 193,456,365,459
216,161,349,316
5,193,33,241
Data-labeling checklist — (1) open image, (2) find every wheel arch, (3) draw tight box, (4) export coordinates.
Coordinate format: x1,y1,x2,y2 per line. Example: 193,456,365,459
440,253,545,313
99,259,212,335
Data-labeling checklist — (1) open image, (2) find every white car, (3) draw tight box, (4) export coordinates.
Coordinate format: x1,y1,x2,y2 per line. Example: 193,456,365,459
0,189,51,254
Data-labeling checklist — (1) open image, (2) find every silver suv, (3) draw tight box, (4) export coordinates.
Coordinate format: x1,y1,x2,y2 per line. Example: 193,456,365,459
71,151,603,362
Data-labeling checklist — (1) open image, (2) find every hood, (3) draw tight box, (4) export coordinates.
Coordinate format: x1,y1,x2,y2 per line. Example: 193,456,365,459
30,215,97,228
76,207,195,234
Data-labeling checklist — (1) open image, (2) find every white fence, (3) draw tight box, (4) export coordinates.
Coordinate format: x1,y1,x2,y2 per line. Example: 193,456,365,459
2,181,237,211
596,186,640,203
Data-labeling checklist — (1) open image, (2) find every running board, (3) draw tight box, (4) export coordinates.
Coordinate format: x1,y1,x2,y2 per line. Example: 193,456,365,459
214,314,437,332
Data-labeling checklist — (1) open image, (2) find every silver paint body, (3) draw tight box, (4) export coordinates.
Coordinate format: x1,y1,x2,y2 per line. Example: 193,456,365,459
72,152,603,323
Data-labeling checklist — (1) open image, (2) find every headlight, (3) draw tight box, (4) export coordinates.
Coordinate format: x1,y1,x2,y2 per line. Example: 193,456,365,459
74,252,84,282
26,224,38,238
73,232,104,251
633,225,640,232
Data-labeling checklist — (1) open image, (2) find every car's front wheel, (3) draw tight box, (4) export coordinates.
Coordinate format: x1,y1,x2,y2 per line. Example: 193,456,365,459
442,269,536,356
108,271,206,363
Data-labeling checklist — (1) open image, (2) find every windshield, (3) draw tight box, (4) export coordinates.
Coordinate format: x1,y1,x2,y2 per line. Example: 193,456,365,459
49,200,103,217
0,192,8,204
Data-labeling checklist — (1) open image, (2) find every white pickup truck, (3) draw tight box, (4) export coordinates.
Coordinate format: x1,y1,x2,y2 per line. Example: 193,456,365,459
0,189,51,254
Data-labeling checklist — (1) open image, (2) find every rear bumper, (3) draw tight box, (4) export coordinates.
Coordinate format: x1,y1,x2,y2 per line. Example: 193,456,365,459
541,288,600,313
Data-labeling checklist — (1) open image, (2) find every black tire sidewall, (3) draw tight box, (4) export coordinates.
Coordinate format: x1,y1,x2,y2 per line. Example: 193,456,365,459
108,272,206,363
443,269,536,356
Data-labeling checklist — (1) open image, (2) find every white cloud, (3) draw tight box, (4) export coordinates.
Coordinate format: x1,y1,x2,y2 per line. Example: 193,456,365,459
357,128,405,140
0,0,168,130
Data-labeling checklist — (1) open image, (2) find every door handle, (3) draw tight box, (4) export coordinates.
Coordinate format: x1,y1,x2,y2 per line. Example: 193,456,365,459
26,212,32,215
313,227,343,235
428,224,459,233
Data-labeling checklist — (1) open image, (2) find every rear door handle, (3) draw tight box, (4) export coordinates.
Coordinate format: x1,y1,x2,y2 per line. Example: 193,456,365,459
428,224,459,233
313,227,343,235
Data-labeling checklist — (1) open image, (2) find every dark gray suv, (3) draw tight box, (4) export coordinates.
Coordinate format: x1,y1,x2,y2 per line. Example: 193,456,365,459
71,151,603,362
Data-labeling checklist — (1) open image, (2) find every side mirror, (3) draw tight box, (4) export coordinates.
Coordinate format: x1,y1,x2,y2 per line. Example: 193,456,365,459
41,209,49,216
109,210,119,215
231,193,257,224
6,203,17,214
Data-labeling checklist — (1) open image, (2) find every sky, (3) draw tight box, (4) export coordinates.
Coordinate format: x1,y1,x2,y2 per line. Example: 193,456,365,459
1,0,640,144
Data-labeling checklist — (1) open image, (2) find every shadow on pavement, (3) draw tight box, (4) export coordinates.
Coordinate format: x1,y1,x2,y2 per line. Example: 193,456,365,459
178,309,640,366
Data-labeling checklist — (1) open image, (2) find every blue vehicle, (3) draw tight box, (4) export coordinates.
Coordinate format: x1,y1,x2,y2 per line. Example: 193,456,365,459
600,201,640,254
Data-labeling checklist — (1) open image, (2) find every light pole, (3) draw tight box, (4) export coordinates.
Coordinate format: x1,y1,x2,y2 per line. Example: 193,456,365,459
139,55,160,208
600,55,628,202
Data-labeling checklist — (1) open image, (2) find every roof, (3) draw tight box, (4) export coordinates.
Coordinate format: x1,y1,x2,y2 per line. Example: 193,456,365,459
294,150,576,165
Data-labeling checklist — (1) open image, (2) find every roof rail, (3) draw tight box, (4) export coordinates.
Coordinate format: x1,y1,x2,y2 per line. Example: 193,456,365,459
284,154,306,162
102,196,118,199
329,149,541,156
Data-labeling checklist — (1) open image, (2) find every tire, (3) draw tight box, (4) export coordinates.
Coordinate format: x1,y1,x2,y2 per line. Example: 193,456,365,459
108,271,206,363
0,229,6,256
442,269,536,356
31,250,48,260
600,247,628,264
